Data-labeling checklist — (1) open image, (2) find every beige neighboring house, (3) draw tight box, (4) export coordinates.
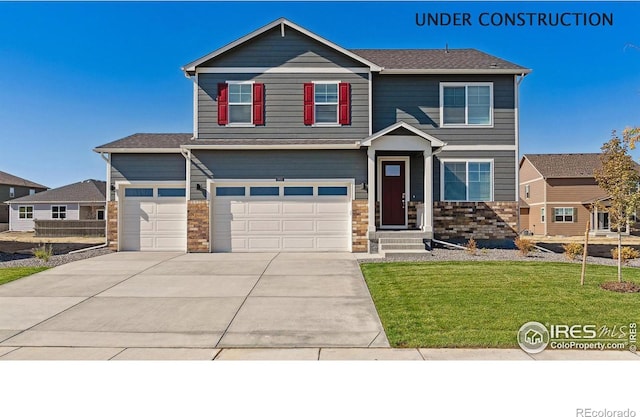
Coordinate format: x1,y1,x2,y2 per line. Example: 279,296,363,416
519,153,638,237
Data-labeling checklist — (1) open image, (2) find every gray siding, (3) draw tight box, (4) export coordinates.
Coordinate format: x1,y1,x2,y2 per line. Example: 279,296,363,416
433,150,516,201
375,151,425,202
199,26,365,69
197,72,369,140
110,154,186,200
1,184,46,223
372,74,515,145
190,149,368,200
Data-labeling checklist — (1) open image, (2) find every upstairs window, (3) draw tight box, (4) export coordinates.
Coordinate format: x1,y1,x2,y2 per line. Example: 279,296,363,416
217,82,264,126
442,160,492,201
441,83,493,127
29,189,35,195
52,206,66,219
9,187,15,198
303,81,350,126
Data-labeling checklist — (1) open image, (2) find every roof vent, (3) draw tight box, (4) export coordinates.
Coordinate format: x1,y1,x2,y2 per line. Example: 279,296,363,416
445,43,449,53
490,62,498,68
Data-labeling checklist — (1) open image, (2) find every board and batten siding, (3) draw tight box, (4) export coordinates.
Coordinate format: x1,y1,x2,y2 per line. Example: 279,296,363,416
9,203,80,232
189,149,368,200
197,25,367,69
433,150,516,202
110,154,186,200
197,72,369,140
372,74,515,146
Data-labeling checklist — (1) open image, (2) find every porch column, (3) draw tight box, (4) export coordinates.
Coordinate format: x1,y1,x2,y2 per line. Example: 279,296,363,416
367,148,376,233
423,149,433,233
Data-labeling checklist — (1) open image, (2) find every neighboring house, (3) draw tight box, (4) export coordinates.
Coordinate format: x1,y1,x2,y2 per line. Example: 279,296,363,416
7,179,106,232
0,170,47,225
519,153,638,237
94,18,530,253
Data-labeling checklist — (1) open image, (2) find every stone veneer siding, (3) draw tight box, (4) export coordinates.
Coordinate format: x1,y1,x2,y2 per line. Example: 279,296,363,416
352,200,368,252
433,201,518,240
106,201,118,250
187,200,210,253
375,200,421,230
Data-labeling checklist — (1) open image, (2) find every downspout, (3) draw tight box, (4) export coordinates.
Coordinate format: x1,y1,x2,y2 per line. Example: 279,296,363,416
180,148,192,201
99,151,111,246
515,73,527,234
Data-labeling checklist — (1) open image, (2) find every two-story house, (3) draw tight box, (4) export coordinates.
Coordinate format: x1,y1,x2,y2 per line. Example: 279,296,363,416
0,170,47,228
94,18,530,253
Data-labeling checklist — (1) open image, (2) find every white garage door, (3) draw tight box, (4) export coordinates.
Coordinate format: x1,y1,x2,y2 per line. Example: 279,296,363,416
121,187,187,251
212,183,351,252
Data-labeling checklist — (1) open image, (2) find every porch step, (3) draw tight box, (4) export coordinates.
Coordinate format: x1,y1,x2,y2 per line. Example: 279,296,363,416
378,237,430,254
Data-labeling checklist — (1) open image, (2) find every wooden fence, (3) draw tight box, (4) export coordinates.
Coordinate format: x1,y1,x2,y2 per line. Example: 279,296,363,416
34,220,106,237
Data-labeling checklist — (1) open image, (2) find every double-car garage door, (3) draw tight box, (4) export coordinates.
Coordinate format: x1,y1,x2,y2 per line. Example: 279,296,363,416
120,182,352,252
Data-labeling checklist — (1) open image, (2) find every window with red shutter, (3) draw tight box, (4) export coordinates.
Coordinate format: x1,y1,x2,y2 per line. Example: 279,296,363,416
338,82,350,125
303,83,314,125
253,83,264,126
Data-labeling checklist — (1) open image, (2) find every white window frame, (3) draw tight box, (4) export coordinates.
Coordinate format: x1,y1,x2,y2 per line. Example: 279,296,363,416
96,209,105,220
18,205,33,219
51,205,67,220
440,82,494,128
9,187,15,198
440,159,494,202
541,207,545,223
554,207,574,223
525,184,530,199
226,80,254,127
312,80,340,126
29,189,35,195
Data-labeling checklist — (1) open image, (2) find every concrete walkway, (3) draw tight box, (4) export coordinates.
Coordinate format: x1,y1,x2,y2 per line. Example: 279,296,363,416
0,252,388,351
0,347,637,360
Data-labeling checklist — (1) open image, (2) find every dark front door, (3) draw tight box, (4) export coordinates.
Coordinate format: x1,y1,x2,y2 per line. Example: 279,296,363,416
381,160,406,227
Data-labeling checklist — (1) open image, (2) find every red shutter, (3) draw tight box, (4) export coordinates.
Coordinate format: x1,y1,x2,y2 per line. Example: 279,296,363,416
253,83,264,125
217,83,228,125
303,82,314,125
338,82,350,125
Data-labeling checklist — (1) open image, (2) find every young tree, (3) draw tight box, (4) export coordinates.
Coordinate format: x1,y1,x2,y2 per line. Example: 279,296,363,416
594,131,640,282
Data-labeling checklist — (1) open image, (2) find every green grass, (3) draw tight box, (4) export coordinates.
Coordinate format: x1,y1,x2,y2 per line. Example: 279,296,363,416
361,261,640,348
0,267,49,286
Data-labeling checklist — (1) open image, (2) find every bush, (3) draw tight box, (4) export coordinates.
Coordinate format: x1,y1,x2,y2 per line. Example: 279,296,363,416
514,237,535,256
465,238,477,256
33,244,53,262
562,242,584,260
611,246,640,264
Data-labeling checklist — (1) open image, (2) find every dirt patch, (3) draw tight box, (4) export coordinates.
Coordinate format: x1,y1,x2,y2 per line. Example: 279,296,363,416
536,243,640,259
601,281,640,293
0,241,101,256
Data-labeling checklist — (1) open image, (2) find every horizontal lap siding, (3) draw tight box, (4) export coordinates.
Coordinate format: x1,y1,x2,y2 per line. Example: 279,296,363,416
199,26,366,69
546,178,602,202
197,72,369,140
372,74,515,145
547,204,590,236
190,149,368,200
9,203,79,231
434,150,516,201
110,154,186,200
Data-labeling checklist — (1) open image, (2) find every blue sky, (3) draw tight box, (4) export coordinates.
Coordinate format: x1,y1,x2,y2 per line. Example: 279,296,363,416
0,1,639,188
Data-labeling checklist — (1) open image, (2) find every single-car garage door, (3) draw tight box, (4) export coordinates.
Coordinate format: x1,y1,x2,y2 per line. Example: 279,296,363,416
121,186,187,251
212,183,352,252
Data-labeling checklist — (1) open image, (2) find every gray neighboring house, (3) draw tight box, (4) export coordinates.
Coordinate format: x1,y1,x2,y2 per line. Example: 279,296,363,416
94,18,531,253
7,179,106,232
0,170,47,226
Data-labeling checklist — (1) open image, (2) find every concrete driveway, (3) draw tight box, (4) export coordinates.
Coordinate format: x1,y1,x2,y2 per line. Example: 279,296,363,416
0,252,389,352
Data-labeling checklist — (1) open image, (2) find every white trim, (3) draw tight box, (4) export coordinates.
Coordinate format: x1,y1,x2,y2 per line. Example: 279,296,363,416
540,207,545,224
182,143,360,150
553,207,575,223
96,208,105,221
377,156,410,229
442,145,516,151
519,177,544,186
423,150,433,233
9,201,104,205
106,153,111,203
526,202,588,206
51,205,67,220
195,67,369,74
94,148,184,154
439,158,495,202
380,68,532,75
226,80,255,127
439,82,494,128
18,205,34,219
514,75,520,216
193,73,199,138
182,18,381,73
362,121,446,148
311,80,340,126
367,149,375,233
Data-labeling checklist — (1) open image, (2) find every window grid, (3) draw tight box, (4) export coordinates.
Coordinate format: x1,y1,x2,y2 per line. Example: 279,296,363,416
442,161,492,202
441,83,492,126
314,82,338,124
554,207,574,223
228,83,253,124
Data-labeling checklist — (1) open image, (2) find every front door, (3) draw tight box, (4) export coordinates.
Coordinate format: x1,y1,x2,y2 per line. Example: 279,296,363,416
381,160,406,227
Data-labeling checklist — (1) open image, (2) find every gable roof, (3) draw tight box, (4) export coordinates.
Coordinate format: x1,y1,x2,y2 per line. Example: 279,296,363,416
0,170,47,189
182,17,382,75
361,121,447,147
351,48,531,74
94,133,193,152
7,179,106,204
522,153,611,178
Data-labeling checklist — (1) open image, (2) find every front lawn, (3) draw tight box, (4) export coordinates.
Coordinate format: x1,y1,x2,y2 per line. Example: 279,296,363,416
0,267,49,286
361,261,640,348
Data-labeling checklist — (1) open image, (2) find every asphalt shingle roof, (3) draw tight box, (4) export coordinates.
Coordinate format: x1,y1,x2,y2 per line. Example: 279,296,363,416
7,179,106,204
0,170,47,189
523,153,630,178
94,133,193,150
350,48,529,71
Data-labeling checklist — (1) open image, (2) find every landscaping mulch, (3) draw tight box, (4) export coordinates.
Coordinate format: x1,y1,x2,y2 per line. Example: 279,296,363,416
601,281,640,293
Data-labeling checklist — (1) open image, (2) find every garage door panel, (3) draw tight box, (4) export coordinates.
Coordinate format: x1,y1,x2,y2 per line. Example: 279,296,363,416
282,202,315,215
248,202,281,215
316,220,349,233
317,202,348,214
247,220,281,232
248,237,281,250
156,220,185,232
282,237,315,250
317,237,349,250
282,220,315,232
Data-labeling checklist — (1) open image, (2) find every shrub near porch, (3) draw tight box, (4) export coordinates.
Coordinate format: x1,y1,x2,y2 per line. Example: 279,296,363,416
361,261,640,348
